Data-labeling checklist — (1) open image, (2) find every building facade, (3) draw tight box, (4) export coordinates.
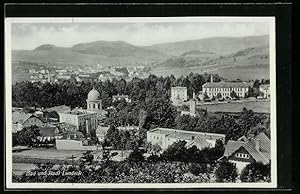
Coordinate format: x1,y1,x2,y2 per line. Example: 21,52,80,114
171,87,188,103
202,76,250,99
147,128,225,151
181,98,197,117
259,84,270,99
58,110,98,135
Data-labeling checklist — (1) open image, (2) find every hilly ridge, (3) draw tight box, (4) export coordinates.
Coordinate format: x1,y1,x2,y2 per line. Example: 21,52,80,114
146,35,268,56
12,35,270,81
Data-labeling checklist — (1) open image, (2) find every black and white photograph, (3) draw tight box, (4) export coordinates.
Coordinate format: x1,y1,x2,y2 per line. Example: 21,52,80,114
5,17,276,189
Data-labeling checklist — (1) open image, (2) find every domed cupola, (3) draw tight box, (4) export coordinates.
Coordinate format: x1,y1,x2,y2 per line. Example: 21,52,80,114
87,86,101,101
86,86,102,110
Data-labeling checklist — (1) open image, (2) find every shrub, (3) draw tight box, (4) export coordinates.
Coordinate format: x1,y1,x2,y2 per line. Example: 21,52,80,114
188,163,207,176
240,162,271,182
215,161,238,182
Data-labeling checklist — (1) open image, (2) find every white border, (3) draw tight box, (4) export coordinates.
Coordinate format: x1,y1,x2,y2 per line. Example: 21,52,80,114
5,17,276,189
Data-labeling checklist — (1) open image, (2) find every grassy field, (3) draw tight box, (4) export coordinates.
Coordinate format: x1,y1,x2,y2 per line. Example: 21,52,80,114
197,100,270,113
12,148,131,175
151,64,269,81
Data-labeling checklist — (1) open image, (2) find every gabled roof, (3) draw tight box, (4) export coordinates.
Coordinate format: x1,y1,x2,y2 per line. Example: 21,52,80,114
186,136,211,148
237,135,249,142
224,132,271,164
242,132,270,164
223,140,246,157
12,112,41,125
44,105,71,113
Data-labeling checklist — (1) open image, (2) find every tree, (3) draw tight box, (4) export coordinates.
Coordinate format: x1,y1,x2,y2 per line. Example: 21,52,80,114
215,161,238,182
80,151,94,166
217,93,222,100
127,148,145,163
240,162,271,182
104,125,121,149
211,95,216,101
230,91,239,100
161,141,188,162
253,79,260,88
188,163,208,176
203,92,210,102
15,125,40,146
145,142,162,155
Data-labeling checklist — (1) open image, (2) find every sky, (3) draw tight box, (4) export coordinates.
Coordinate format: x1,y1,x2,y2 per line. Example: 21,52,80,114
11,20,270,50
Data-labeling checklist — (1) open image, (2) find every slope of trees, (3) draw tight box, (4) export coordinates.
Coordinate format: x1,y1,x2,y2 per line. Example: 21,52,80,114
12,73,221,109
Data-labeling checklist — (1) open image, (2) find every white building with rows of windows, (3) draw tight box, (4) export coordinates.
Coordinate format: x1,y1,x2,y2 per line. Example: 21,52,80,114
202,76,250,99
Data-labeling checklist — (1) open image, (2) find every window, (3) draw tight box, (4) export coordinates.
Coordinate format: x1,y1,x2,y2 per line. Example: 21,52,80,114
236,153,249,159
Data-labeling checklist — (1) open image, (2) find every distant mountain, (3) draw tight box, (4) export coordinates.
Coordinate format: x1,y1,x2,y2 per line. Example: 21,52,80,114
72,40,164,58
146,35,268,56
12,41,168,66
12,35,270,81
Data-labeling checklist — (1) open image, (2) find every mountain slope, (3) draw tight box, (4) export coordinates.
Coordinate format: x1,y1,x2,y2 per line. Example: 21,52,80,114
146,35,268,56
151,45,269,80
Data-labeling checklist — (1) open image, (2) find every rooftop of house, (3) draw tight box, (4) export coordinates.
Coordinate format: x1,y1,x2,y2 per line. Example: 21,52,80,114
186,135,211,148
148,128,225,141
44,105,71,113
171,86,187,90
62,130,85,140
61,108,97,116
224,132,270,164
223,140,246,157
202,81,250,88
12,112,41,124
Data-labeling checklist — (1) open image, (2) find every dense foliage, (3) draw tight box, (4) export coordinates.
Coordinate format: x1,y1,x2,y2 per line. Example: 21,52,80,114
174,108,269,142
103,125,139,150
215,161,238,182
12,73,219,109
13,126,40,147
160,140,224,164
240,162,271,182
12,151,215,183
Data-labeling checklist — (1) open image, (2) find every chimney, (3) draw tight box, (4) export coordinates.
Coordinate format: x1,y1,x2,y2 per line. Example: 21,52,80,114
210,75,213,83
255,139,260,151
